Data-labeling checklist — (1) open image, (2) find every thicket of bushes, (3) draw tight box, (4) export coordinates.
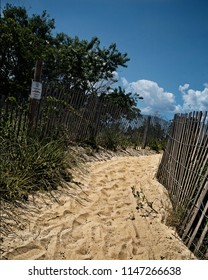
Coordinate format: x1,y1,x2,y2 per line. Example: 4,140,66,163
96,121,168,152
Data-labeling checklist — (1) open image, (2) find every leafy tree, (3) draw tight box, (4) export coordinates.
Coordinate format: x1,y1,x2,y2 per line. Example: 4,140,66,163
0,4,129,99
100,86,143,119
0,5,55,98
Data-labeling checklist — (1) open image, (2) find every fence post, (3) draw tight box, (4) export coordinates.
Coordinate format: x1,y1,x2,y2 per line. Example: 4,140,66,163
142,115,151,149
29,61,43,127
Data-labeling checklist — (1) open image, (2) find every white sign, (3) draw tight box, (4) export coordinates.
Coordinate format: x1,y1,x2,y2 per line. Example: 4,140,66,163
30,80,42,100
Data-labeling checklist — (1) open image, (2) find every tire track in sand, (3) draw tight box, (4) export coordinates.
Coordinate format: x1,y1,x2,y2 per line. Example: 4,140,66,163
1,154,196,260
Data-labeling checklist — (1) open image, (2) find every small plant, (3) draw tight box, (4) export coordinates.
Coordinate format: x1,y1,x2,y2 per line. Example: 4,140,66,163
131,186,158,217
165,205,186,230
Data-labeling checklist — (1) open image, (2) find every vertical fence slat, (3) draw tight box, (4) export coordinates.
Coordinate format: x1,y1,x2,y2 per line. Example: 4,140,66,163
179,112,203,208
194,220,208,255
182,181,208,239
187,200,208,248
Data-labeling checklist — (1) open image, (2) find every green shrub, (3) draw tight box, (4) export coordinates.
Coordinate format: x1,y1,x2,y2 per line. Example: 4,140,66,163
149,139,167,152
0,132,74,202
96,126,131,151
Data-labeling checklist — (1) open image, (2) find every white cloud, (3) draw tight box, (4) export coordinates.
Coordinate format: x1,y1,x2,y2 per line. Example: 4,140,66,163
122,78,176,115
178,83,208,112
179,83,190,94
112,71,119,81
121,78,208,118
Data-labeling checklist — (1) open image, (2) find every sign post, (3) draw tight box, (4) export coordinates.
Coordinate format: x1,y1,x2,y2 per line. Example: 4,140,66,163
29,61,43,127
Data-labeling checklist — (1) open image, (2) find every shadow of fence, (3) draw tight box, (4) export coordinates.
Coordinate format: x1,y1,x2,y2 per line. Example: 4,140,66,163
157,111,208,259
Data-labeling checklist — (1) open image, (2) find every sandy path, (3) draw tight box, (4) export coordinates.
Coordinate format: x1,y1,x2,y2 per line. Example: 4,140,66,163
1,154,195,260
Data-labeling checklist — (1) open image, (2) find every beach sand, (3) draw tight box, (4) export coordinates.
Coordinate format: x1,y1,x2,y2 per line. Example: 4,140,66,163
1,153,195,260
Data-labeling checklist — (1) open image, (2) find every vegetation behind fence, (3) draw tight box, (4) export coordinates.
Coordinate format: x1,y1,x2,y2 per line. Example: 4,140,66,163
157,111,208,259
0,86,168,150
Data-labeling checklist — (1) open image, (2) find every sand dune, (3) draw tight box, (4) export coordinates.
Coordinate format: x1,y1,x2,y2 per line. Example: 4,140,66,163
1,153,196,260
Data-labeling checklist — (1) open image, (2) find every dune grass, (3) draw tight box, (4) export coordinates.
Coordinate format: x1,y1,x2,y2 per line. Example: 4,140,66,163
0,131,74,203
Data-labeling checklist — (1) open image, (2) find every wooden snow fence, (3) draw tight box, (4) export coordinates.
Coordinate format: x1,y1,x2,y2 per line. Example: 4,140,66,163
0,86,146,143
1,85,169,147
157,111,208,259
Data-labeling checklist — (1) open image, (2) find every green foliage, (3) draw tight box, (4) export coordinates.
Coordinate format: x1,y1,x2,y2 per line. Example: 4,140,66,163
166,206,186,231
100,86,143,119
45,36,129,93
0,5,55,98
143,117,168,151
123,127,142,149
0,132,74,202
149,140,167,152
0,4,129,99
96,125,131,151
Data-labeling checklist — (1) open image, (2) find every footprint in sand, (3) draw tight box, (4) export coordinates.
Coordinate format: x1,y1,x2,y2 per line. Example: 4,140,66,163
5,242,45,260
71,220,84,240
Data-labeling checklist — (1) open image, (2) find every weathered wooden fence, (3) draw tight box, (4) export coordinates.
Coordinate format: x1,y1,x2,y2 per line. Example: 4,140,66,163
157,111,208,259
0,86,168,147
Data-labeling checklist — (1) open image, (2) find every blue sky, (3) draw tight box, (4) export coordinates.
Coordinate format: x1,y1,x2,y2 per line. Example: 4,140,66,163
2,0,208,119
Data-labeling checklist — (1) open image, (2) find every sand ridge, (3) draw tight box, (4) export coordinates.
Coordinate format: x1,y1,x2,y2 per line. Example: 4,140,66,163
1,153,196,260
